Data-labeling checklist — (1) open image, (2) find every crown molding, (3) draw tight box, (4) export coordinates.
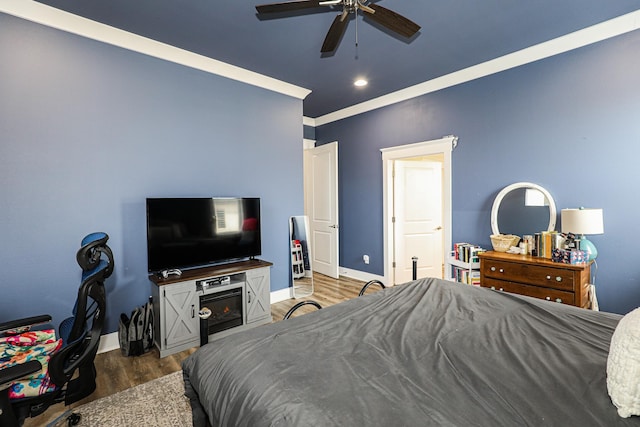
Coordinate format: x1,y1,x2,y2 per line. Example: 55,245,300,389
4,2,638,125
0,0,311,101
303,116,316,127
313,9,640,126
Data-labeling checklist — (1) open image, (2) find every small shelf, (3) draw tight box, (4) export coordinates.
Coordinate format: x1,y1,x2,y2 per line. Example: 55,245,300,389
447,255,480,270
446,245,484,286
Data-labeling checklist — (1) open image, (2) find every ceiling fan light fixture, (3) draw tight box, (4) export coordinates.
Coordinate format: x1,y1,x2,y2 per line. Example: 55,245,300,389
256,0,420,54
354,78,368,87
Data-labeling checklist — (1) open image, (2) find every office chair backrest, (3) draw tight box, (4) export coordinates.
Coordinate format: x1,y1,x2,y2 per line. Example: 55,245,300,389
48,232,114,395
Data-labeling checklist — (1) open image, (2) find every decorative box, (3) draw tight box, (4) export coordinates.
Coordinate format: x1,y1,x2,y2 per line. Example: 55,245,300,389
552,248,588,265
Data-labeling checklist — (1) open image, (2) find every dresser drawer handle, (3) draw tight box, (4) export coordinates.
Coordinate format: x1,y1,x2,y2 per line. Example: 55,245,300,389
491,267,496,272
545,296,551,301
555,298,563,303
491,286,496,290
499,288,504,291
555,277,562,282
546,275,551,280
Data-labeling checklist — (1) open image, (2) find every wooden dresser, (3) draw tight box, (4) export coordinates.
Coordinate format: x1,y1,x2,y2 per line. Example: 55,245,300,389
479,251,592,309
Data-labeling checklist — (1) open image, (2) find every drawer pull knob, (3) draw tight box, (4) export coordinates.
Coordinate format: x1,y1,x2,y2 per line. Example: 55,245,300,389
491,286,496,290
499,288,504,292
555,277,562,282
545,296,551,301
555,298,563,303
491,267,496,272
499,269,504,273
546,275,551,280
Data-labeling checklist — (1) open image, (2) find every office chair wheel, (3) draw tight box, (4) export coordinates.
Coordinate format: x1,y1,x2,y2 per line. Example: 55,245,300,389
67,412,81,426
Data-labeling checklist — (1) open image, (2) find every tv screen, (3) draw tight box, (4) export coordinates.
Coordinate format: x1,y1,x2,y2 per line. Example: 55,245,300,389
146,197,261,273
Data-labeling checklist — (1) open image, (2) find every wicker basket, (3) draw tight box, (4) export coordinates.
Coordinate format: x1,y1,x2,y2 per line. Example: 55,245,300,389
490,234,521,252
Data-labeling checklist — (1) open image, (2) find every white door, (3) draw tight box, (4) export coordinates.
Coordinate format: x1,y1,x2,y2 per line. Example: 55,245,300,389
308,142,339,278
381,136,456,288
393,160,443,284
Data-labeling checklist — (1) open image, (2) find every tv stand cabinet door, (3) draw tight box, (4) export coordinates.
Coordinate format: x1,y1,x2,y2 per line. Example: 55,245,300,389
161,281,199,351
245,267,272,324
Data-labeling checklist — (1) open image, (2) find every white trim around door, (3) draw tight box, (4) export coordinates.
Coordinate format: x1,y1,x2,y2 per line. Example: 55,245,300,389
381,136,457,286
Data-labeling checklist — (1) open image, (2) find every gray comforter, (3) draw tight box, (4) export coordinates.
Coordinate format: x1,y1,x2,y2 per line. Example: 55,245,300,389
182,277,640,426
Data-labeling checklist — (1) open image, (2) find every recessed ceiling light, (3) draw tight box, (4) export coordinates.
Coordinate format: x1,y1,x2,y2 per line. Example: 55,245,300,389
354,79,368,87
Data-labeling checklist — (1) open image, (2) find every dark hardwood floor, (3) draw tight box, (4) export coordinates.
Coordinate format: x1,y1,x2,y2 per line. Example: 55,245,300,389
24,273,366,426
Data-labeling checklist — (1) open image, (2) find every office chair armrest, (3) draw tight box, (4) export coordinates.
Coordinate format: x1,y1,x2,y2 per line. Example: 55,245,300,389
0,360,43,390
0,315,52,335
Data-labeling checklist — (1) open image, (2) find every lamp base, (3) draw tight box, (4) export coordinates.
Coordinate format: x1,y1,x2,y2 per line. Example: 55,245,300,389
578,235,598,261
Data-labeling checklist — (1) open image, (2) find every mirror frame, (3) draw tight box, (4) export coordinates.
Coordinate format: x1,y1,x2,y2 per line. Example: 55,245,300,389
290,215,314,298
490,182,556,235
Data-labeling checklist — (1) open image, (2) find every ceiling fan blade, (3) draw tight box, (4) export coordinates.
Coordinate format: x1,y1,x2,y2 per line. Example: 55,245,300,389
256,1,323,14
364,4,420,38
321,10,350,53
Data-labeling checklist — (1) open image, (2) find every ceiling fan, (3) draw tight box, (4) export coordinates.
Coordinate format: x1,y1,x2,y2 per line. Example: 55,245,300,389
255,0,421,53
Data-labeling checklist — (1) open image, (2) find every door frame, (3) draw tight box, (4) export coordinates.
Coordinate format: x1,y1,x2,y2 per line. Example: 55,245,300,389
381,136,456,286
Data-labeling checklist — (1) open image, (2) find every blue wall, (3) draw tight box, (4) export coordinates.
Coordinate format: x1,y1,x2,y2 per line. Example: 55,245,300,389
0,14,303,334
316,29,640,315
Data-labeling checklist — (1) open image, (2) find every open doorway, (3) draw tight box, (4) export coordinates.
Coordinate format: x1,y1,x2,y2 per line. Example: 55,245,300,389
381,136,456,286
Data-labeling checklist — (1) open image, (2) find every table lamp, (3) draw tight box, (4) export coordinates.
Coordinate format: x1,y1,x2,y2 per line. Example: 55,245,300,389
560,207,604,261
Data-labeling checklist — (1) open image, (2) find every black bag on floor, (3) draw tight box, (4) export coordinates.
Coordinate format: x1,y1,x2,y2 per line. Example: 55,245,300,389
119,302,153,356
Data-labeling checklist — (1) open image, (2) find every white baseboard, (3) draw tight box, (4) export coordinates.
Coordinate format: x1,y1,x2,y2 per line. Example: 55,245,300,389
270,286,293,304
98,331,120,354
339,267,386,284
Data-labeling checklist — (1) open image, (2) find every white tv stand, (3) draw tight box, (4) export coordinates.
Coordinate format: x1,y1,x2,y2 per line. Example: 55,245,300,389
149,259,272,358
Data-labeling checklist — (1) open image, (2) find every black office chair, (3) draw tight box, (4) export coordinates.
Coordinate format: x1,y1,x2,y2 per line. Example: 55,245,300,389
0,232,114,427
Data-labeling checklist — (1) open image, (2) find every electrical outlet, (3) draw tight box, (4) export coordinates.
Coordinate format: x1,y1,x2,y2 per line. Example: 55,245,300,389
363,255,370,264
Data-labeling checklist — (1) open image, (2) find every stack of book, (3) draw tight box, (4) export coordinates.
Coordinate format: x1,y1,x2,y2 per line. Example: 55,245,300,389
532,231,564,259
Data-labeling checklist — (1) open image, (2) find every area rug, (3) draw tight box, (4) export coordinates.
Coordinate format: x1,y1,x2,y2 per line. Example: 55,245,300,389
49,371,191,426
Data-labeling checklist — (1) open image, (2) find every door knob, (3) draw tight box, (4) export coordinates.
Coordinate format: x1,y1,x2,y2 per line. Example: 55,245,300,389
329,224,339,229
434,226,443,231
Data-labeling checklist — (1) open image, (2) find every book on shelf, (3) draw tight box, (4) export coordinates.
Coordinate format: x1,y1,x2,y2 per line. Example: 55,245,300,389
453,242,485,264
450,265,481,285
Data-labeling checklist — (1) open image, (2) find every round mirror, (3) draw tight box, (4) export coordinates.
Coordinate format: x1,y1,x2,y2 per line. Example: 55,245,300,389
490,182,556,236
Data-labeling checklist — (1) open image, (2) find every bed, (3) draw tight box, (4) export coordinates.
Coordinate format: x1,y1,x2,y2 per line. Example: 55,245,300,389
182,277,640,426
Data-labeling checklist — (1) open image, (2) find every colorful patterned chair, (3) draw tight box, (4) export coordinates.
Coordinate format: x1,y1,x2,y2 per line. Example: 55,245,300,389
0,232,114,427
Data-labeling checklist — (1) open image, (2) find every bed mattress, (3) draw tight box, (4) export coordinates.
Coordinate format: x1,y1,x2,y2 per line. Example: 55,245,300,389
182,277,639,426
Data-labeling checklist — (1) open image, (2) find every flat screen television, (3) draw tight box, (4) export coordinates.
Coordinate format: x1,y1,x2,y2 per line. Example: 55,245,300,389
146,197,261,273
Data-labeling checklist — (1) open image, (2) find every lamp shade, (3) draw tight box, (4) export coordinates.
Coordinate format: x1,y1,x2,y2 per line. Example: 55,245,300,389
561,208,604,235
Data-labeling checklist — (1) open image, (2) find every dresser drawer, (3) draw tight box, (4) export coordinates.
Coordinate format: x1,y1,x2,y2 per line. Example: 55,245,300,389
481,259,575,291
482,278,575,305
